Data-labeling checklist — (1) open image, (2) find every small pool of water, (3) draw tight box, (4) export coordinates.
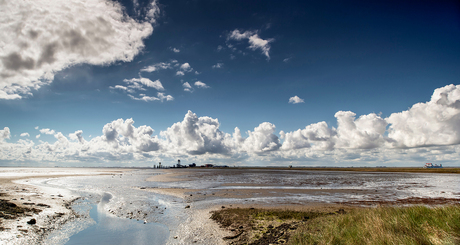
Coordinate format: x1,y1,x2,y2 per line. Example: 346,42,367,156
66,193,169,245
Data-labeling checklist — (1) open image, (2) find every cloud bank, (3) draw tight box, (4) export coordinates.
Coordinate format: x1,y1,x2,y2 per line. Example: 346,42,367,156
0,0,158,99
2,85,460,166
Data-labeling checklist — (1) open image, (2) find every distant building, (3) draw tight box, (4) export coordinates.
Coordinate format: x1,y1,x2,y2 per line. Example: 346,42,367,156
424,163,442,168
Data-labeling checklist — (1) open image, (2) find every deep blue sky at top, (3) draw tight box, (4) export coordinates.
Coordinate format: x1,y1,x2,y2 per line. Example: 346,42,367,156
2,0,460,141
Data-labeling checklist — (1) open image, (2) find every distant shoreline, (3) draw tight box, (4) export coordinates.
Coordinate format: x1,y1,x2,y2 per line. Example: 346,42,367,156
228,167,460,174
2,166,459,174
159,166,460,174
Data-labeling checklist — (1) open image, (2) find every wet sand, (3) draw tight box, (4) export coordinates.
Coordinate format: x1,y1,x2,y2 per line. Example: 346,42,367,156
145,171,192,182
0,168,127,244
145,168,460,205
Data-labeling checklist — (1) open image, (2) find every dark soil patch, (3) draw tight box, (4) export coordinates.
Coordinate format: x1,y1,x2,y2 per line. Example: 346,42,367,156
211,208,342,245
0,199,42,231
0,199,41,219
249,223,296,245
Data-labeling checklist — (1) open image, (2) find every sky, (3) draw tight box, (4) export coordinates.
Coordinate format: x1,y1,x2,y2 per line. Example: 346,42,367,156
1,0,460,167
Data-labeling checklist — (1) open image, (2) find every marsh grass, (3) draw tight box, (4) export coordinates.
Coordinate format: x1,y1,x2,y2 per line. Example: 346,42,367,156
289,205,460,245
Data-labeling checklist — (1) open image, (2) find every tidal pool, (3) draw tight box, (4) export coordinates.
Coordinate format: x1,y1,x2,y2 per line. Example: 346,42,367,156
65,193,169,245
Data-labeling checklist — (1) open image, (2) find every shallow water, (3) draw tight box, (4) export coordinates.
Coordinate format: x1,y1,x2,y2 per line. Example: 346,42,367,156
26,170,183,245
65,193,169,245
26,168,460,244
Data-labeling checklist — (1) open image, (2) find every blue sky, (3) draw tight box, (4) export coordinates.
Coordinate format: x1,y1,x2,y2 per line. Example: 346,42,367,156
1,0,460,167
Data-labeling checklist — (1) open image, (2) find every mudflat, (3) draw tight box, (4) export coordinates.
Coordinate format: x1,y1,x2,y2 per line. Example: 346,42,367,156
0,167,126,244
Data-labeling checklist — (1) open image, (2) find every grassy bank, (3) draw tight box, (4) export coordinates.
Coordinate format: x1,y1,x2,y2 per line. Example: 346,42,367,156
211,207,336,244
291,205,460,245
211,205,460,245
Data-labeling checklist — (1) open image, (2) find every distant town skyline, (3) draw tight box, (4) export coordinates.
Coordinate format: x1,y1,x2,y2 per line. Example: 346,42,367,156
1,0,460,167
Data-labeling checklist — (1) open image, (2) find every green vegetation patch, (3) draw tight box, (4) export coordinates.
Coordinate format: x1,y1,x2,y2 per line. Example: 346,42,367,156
211,208,330,228
289,205,460,245
252,209,328,221
211,207,340,244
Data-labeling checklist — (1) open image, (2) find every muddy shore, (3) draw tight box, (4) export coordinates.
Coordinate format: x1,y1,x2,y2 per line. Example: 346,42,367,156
0,168,126,244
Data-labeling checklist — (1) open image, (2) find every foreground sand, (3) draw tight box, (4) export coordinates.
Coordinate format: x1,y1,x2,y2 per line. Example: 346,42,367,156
0,168,126,244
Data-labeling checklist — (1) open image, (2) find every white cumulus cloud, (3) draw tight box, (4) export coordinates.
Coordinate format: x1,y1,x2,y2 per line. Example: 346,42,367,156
334,111,387,149
140,62,173,73
212,63,224,69
159,111,233,155
194,81,209,89
123,78,164,91
69,130,85,144
0,127,11,142
183,82,193,92
289,96,304,104
102,118,160,152
128,92,173,102
280,121,335,151
157,93,174,102
0,0,157,99
20,133,30,137
227,29,274,60
39,128,56,135
180,63,193,72
170,47,180,53
387,84,460,148
129,94,159,102
240,122,281,154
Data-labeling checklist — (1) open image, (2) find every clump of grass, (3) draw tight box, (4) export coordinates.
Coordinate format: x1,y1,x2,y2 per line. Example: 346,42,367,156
252,209,325,221
211,208,334,244
289,205,460,245
211,208,256,228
